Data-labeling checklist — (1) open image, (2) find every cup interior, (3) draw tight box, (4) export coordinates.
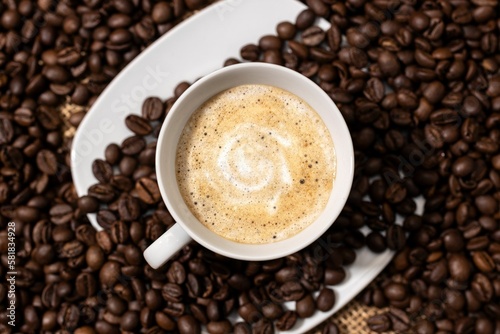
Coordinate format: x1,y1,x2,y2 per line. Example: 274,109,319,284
156,63,354,261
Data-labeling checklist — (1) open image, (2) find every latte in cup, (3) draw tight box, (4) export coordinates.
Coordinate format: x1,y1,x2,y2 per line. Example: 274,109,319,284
175,84,336,244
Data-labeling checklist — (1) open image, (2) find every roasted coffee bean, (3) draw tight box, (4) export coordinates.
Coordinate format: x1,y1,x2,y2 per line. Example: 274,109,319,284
88,184,116,203
384,282,407,302
234,322,251,334
316,288,335,311
448,254,472,282
121,136,146,156
162,282,183,303
288,40,309,59
14,107,35,127
385,182,407,203
86,245,105,271
240,44,260,61
58,303,80,330
167,261,186,284
152,2,173,24
386,225,405,251
76,272,97,298
14,205,38,224
472,273,494,302
55,47,81,67
125,114,152,135
454,317,476,334
301,26,325,46
305,0,329,17
475,195,498,215
295,9,315,30
99,261,121,287
119,310,139,331
258,35,282,51
135,177,161,204
42,65,70,84
281,281,305,301
142,97,165,121
275,311,297,331
0,118,14,144
472,251,495,273
276,21,296,40
50,203,74,225
109,220,129,244
378,50,401,77
104,143,122,165
260,302,283,320
60,240,84,258
238,303,261,324
366,232,387,253
322,321,340,334
36,149,58,175
295,294,315,318
78,195,100,214
263,50,283,65
107,295,128,316
92,159,113,183
367,314,391,333
118,195,140,221
364,78,385,103
178,314,201,334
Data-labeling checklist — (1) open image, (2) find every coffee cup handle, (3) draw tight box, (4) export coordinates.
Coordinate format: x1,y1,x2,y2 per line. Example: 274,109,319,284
143,223,192,269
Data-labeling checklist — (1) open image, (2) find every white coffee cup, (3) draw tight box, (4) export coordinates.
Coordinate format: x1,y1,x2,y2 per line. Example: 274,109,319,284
144,63,354,269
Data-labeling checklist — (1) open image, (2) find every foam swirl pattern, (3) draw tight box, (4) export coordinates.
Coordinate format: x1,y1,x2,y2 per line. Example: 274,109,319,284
176,85,336,244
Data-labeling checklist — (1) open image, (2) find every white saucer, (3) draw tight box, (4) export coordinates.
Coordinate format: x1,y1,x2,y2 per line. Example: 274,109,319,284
70,0,418,332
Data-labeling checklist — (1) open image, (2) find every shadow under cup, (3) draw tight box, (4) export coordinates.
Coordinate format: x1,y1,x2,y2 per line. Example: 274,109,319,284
154,63,354,262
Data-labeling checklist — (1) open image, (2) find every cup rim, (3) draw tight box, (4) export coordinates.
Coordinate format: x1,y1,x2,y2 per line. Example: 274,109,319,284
155,62,354,261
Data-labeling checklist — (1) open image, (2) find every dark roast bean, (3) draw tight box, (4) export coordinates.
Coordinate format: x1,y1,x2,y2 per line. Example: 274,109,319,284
322,321,340,334
472,251,495,273
295,9,315,29
472,273,494,302
121,136,146,155
301,26,325,46
281,281,305,301
88,184,116,203
448,254,472,282
276,21,296,40
366,232,387,253
305,0,329,17
295,294,315,318
99,261,121,287
316,288,335,311
142,97,165,120
36,149,58,175
367,314,391,332
42,65,70,84
92,159,113,183
378,50,401,77
125,114,152,135
386,225,405,251
207,320,232,334
178,314,201,334
238,303,261,324
234,322,251,334
275,311,297,331
240,44,260,61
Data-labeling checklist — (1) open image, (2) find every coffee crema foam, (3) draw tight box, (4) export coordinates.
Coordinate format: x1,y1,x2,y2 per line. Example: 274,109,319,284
176,84,336,244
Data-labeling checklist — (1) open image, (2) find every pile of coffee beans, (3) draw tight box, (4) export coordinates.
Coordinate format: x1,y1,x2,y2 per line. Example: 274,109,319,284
86,84,347,334
1,0,500,333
